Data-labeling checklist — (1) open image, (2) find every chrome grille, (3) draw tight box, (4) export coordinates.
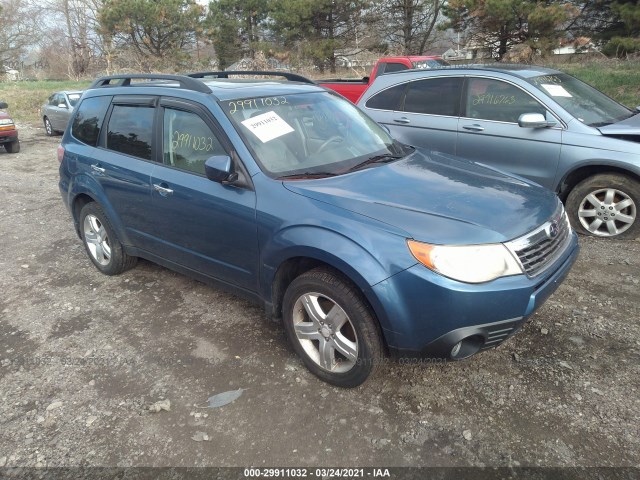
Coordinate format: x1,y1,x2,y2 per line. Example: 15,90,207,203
506,204,572,277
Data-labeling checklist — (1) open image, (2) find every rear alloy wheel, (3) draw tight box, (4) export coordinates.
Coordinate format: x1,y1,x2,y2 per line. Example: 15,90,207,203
282,267,384,387
566,173,638,239
79,202,137,275
44,117,54,136
4,141,20,153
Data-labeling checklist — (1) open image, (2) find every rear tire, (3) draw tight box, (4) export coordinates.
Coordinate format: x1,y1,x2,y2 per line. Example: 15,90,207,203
566,173,639,239
282,267,384,387
79,202,137,275
5,141,20,153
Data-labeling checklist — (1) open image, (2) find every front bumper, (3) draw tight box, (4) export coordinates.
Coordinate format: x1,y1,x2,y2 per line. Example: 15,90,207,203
0,130,18,144
370,232,579,359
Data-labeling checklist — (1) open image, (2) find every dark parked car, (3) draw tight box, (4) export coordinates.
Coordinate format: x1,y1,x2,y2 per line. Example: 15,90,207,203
358,65,640,239
42,90,83,136
0,101,20,153
58,73,578,387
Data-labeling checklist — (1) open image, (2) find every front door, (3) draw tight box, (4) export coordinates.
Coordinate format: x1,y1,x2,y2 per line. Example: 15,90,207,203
456,77,562,190
145,99,259,291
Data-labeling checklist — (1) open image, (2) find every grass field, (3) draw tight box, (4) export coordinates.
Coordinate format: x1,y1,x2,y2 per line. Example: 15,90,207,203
1,59,638,125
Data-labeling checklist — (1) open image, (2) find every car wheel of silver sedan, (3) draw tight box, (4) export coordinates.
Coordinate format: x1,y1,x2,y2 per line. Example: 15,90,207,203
44,117,54,136
79,202,137,275
567,173,639,239
282,267,384,387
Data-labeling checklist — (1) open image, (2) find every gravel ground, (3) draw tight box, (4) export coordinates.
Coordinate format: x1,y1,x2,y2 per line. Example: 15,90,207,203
0,126,639,469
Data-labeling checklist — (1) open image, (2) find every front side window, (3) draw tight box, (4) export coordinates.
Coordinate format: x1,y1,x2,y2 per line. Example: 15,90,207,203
221,92,404,177
403,77,463,116
465,78,546,123
106,105,154,160
163,109,226,175
71,96,111,147
527,73,632,127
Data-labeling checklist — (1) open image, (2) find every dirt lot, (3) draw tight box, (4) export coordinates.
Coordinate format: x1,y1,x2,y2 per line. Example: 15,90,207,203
0,126,639,469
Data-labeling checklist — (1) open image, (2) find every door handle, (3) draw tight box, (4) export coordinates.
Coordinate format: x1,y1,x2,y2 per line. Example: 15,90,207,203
153,183,174,196
462,124,485,132
393,117,411,124
91,164,105,174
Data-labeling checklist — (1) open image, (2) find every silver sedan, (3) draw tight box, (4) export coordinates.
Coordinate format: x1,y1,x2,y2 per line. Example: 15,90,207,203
42,91,83,136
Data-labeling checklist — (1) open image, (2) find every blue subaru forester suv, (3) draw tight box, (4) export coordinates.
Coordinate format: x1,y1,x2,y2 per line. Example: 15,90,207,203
58,73,579,387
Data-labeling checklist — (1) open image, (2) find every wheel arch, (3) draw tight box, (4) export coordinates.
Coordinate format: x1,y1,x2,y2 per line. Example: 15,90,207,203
68,178,131,245
269,255,391,352
558,164,640,201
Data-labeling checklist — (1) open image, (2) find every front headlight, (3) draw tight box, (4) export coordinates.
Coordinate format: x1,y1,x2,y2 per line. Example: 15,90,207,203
0,118,15,126
407,240,523,283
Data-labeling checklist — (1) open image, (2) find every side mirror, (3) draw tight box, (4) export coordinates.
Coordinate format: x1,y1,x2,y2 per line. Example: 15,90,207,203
204,155,237,183
0,102,8,109
518,113,556,129
58,103,68,109
635,106,640,113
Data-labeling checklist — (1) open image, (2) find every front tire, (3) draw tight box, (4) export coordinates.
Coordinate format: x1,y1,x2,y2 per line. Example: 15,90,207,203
79,202,137,275
282,267,384,387
44,117,54,136
566,173,639,239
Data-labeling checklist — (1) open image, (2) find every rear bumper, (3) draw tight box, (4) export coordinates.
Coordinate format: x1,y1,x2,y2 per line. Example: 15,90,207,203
371,232,579,360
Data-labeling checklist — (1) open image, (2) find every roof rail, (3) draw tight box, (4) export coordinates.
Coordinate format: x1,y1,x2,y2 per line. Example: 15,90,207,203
187,71,315,85
89,74,212,93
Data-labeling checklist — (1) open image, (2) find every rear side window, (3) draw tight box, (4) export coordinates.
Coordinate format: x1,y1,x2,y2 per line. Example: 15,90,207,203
365,84,406,111
384,62,408,73
163,108,226,175
403,77,463,116
106,105,154,160
71,96,111,146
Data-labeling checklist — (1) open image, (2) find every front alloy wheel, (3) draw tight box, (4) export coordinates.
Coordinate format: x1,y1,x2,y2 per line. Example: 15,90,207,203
282,267,384,387
567,174,638,239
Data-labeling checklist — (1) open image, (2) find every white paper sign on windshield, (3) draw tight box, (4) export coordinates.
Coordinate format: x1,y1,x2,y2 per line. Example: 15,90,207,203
241,111,294,143
541,84,572,97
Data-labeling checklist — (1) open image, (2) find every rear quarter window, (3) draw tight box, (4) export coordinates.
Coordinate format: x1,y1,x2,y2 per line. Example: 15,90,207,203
71,96,111,146
365,84,406,111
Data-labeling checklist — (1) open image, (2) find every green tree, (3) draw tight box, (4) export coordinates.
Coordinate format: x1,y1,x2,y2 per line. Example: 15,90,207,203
98,0,204,65
270,0,371,73
602,1,640,56
444,0,578,59
206,0,269,69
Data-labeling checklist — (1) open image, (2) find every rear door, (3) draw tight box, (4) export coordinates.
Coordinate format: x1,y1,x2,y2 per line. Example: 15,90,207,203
456,77,562,189
363,76,463,155
84,95,158,249
145,98,258,290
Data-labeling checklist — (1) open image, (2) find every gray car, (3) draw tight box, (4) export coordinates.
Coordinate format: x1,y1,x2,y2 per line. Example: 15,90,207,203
42,91,83,136
358,65,640,239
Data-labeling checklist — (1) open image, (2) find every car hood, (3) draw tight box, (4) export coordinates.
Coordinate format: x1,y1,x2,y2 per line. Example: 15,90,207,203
283,150,559,245
598,113,640,137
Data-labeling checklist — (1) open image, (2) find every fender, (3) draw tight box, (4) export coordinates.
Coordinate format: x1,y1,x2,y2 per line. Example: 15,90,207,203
259,224,416,333
556,158,640,194
68,172,132,246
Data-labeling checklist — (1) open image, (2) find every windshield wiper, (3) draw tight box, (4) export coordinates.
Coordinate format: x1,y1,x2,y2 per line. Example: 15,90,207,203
346,153,404,172
278,172,338,180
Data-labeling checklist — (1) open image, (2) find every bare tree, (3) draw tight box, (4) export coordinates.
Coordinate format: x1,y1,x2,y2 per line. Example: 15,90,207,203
0,0,41,68
373,0,445,55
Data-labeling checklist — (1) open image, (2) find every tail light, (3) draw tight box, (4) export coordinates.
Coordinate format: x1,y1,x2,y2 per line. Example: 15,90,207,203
57,145,65,163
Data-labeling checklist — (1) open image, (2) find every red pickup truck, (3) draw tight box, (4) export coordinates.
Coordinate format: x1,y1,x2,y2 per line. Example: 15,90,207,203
318,55,448,103
0,101,20,153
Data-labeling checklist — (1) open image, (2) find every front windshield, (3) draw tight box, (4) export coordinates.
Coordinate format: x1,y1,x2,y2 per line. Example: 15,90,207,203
527,73,632,127
221,92,401,177
67,93,81,107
